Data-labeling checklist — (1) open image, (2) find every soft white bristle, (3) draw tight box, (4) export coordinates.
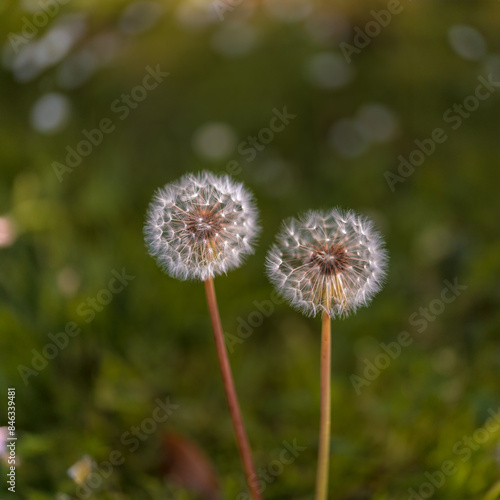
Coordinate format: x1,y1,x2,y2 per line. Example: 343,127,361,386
266,208,388,318
144,171,260,281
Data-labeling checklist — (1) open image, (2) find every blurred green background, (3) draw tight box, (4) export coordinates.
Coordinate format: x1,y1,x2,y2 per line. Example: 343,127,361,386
1,0,500,499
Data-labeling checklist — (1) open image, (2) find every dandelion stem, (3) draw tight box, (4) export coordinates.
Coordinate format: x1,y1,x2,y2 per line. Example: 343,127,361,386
204,277,262,500
315,310,331,500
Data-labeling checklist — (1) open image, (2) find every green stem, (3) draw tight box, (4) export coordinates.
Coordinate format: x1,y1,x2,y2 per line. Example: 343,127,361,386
204,278,262,500
315,311,331,500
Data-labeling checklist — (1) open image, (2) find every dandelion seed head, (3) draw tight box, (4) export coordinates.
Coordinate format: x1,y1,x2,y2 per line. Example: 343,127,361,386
144,171,260,281
67,455,94,485
266,208,387,318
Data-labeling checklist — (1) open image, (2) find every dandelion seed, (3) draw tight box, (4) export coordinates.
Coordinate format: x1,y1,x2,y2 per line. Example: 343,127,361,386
144,171,260,281
266,207,387,318
144,171,262,500
67,455,94,485
266,207,388,500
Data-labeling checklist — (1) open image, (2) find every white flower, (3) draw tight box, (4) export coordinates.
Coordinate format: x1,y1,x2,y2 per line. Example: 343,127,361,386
144,171,260,281
67,455,94,485
266,208,387,318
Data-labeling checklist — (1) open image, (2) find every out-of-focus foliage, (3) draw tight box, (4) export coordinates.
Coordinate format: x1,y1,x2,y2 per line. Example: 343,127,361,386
0,0,499,498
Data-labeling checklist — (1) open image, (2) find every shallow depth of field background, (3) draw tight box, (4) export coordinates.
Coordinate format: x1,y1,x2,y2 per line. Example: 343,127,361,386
1,0,500,499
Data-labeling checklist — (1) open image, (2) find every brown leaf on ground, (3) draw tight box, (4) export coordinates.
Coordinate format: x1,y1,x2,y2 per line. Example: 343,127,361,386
162,432,221,500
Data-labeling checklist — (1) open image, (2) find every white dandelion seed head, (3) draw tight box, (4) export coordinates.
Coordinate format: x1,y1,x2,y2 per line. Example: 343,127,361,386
67,455,95,485
144,171,260,281
266,208,388,319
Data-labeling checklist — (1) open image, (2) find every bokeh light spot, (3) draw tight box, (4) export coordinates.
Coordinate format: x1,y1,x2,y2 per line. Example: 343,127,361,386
30,93,71,134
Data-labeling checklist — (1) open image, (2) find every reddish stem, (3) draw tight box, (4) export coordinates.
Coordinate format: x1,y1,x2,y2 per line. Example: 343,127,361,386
315,311,331,500
204,278,262,500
